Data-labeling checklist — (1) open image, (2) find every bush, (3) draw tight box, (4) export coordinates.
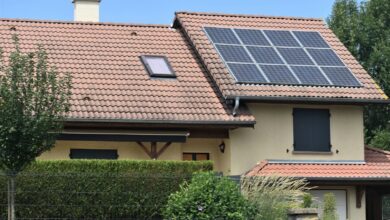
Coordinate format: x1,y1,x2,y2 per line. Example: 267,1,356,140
241,176,310,220
370,129,390,150
302,193,314,208
0,160,212,219
163,172,255,219
322,193,338,220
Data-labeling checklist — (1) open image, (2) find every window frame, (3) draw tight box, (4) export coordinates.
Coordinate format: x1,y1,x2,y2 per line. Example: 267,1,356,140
182,152,210,161
140,55,176,78
293,108,331,152
69,149,119,160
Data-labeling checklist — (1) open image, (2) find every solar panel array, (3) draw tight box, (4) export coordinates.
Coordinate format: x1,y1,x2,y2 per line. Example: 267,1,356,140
204,27,361,87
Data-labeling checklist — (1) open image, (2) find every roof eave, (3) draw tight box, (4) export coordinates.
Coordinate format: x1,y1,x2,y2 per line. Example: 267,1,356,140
65,118,256,128
227,95,390,105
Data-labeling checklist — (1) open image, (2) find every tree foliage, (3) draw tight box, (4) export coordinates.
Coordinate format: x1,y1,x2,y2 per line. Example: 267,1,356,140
328,0,390,144
322,193,338,220
0,35,71,174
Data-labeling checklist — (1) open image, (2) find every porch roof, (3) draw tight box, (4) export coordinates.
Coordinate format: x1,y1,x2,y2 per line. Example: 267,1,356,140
245,147,390,181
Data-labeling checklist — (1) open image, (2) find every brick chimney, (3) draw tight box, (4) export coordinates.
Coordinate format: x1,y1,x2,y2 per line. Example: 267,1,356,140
73,0,100,22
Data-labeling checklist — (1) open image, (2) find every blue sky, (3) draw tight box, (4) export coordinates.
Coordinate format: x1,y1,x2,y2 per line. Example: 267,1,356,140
0,0,356,24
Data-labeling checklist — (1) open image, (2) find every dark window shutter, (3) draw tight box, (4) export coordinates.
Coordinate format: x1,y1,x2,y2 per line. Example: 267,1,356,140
70,149,118,160
293,108,331,152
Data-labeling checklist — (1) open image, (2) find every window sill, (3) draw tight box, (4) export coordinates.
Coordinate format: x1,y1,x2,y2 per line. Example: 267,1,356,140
292,151,333,155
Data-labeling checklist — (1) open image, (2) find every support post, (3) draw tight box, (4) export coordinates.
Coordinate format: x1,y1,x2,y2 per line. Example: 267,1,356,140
151,142,157,159
356,185,365,208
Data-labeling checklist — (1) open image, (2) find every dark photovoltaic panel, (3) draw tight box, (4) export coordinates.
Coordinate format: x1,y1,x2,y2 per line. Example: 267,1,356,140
227,63,267,83
321,67,360,86
247,46,284,64
307,49,344,66
260,65,299,84
235,29,270,46
293,31,330,48
215,45,252,62
204,27,240,44
277,48,314,65
204,27,361,87
291,66,330,85
263,30,300,47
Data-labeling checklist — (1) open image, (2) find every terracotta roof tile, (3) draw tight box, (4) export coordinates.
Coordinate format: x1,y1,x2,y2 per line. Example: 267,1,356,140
0,18,254,124
174,12,388,101
246,147,390,179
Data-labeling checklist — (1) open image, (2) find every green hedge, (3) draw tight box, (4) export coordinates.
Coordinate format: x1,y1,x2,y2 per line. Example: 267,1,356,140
0,160,213,219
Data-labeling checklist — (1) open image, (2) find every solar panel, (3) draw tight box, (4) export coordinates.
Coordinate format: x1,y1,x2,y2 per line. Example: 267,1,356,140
227,63,267,83
203,27,361,87
291,66,330,85
215,45,252,62
235,29,270,46
321,67,361,86
293,31,330,48
260,65,299,84
307,49,344,66
204,27,240,44
277,48,314,65
247,46,284,64
263,30,300,47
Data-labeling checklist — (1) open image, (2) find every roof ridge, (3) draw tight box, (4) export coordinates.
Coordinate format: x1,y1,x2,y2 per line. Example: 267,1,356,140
365,146,390,155
0,17,171,29
175,11,324,22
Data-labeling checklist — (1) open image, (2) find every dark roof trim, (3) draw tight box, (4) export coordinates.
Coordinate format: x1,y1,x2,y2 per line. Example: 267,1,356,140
65,118,255,127
58,130,189,143
227,95,390,105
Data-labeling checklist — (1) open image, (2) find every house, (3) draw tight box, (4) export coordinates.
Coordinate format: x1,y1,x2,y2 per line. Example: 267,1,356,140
0,0,389,219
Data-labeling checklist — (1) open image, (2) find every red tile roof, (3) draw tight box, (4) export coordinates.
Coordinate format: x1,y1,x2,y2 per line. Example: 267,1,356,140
246,147,390,179
0,18,254,124
174,12,388,102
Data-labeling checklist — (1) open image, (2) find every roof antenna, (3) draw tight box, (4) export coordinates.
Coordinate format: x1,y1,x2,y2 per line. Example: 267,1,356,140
232,97,240,116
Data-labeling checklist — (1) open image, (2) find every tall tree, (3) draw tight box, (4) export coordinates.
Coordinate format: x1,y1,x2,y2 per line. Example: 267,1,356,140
0,35,71,220
328,0,390,146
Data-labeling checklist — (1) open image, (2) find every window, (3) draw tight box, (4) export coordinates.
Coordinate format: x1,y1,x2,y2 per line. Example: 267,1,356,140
140,55,176,77
293,108,331,152
183,153,210,161
69,149,118,160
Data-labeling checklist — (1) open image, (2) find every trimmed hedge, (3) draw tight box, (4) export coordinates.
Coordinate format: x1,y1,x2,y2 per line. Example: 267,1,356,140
0,160,212,219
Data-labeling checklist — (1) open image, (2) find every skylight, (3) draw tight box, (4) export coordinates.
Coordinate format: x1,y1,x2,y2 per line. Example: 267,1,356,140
141,55,176,78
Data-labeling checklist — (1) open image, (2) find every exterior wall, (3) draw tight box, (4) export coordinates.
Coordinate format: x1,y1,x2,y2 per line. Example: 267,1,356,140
73,1,99,22
39,138,230,172
311,186,365,220
229,103,364,175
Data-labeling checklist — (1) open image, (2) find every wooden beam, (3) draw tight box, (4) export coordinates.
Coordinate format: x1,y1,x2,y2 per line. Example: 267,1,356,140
356,186,365,208
136,142,152,158
151,142,157,159
156,142,172,159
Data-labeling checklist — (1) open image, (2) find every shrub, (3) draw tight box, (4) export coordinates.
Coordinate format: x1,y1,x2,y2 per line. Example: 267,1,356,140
370,129,390,150
302,193,314,208
241,176,310,220
163,172,255,219
0,160,212,219
322,193,338,220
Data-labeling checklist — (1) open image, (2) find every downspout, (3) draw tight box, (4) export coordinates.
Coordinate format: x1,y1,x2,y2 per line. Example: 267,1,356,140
232,97,240,117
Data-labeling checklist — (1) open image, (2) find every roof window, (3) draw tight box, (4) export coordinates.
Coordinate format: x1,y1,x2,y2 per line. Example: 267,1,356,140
141,55,176,78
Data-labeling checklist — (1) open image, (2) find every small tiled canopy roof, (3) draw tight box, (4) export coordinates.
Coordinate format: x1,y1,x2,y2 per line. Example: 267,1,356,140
174,12,388,102
246,147,390,180
0,18,254,125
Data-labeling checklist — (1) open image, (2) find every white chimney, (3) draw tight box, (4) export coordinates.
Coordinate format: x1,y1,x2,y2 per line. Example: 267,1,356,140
73,0,100,22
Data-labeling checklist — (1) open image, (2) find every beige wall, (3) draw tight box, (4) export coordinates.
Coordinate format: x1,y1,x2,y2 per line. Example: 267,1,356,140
228,104,364,175
312,186,365,220
39,138,230,172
